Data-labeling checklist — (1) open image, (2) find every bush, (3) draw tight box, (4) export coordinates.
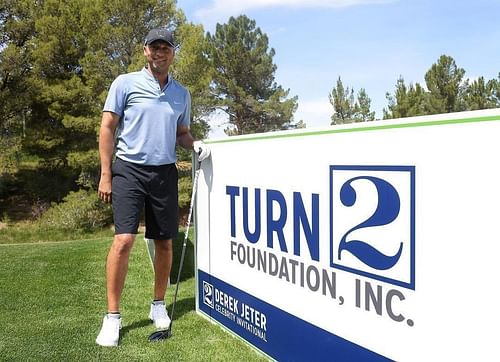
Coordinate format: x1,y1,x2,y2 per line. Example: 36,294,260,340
178,174,193,209
37,189,112,232
19,165,79,203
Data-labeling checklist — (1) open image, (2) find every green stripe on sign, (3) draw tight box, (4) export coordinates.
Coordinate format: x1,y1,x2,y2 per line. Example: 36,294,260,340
205,114,500,144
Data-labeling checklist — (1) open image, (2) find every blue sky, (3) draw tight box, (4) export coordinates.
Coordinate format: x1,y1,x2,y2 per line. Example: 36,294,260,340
176,0,500,136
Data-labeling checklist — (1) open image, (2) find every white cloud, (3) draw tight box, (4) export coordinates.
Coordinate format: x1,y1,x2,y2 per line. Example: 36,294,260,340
295,98,333,129
197,0,392,15
195,0,394,29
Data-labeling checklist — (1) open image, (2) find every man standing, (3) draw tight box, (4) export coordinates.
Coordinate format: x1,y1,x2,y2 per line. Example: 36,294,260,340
95,28,210,347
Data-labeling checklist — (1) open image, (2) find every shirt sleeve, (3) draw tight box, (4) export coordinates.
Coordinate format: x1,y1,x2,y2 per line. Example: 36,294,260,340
103,75,126,117
178,89,191,128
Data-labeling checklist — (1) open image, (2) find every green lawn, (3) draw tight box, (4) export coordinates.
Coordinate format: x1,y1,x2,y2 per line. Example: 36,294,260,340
0,236,269,361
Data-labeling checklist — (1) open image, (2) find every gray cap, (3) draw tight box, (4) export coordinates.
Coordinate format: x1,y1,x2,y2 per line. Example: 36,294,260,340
144,28,175,47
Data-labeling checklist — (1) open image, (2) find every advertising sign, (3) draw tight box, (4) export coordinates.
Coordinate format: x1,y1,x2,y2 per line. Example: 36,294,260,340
195,109,500,361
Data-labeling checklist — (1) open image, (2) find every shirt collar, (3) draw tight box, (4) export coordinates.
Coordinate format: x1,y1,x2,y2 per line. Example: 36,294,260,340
142,67,172,90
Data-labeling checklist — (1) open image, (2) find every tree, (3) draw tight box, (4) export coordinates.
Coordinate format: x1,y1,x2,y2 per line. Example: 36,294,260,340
207,15,298,135
28,0,186,187
384,77,427,119
424,55,466,114
329,77,358,124
493,73,500,105
355,88,375,122
329,77,375,124
463,75,499,110
1,0,212,190
384,56,500,119
170,22,217,161
1,0,212,210
0,0,38,176
171,22,215,141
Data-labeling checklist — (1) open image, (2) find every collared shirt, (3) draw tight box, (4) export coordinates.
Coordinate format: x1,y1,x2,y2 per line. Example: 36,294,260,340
103,68,191,165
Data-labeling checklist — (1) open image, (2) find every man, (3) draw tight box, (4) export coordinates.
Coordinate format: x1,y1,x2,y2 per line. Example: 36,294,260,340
95,28,210,347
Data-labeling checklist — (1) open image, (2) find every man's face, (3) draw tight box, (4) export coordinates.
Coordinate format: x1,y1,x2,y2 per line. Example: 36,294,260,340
144,41,175,74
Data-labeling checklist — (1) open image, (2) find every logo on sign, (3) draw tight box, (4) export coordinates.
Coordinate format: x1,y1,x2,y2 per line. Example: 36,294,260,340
203,281,214,309
330,165,415,290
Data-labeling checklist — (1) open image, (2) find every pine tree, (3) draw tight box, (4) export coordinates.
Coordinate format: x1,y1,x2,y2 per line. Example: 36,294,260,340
1,0,212,189
384,77,427,119
329,77,357,124
329,77,375,124
355,88,375,122
424,55,466,114
463,76,499,110
207,15,298,135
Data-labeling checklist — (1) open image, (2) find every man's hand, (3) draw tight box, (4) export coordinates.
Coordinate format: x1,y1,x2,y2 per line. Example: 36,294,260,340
193,140,211,161
98,174,112,203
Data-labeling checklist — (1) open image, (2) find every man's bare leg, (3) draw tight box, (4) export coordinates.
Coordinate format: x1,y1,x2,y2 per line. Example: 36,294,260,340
106,233,136,312
153,239,172,300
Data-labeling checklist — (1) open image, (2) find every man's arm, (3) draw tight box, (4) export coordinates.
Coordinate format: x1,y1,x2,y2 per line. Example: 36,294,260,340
176,124,195,150
98,111,120,203
177,124,211,161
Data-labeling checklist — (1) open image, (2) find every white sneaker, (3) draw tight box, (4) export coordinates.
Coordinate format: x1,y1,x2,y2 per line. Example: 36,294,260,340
149,302,171,329
96,314,122,347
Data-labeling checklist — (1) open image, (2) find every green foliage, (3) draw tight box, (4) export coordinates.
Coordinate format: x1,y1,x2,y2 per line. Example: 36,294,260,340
384,56,499,119
0,163,78,221
178,174,193,210
329,77,375,124
384,77,427,119
1,0,217,222
463,75,499,110
0,135,21,175
207,15,298,135
173,22,215,136
37,189,112,232
0,0,188,191
173,23,215,161
67,149,100,188
0,0,36,136
356,88,376,122
424,55,466,113
329,77,357,124
0,221,113,244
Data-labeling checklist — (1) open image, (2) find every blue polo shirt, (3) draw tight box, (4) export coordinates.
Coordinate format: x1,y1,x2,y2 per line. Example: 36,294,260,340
103,68,191,165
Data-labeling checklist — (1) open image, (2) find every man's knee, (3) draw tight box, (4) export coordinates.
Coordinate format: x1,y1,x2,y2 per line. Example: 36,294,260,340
155,239,172,253
111,234,136,255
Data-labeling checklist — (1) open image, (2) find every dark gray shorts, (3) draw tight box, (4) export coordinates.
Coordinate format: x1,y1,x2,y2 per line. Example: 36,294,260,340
111,158,178,240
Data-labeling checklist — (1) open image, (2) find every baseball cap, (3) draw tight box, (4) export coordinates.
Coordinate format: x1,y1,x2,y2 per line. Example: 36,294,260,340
144,28,175,47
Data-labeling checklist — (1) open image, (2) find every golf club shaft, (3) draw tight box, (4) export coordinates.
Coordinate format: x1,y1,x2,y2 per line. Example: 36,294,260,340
168,159,202,330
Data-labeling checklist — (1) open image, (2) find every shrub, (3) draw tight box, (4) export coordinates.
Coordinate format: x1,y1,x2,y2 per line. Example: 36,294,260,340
178,174,193,209
37,189,112,231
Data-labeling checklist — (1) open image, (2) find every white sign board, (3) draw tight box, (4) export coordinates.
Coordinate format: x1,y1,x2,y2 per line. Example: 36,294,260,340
195,109,500,361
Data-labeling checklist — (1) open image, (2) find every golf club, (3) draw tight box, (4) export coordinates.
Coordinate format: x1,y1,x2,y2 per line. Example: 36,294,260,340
148,156,203,342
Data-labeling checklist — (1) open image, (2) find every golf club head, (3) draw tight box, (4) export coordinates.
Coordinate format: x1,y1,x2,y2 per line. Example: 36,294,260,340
148,328,172,342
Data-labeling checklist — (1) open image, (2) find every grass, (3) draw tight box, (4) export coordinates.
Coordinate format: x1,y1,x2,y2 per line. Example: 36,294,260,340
0,234,269,361
0,223,115,244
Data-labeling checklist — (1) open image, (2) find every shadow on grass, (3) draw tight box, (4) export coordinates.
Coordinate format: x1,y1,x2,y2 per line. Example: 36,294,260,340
167,296,196,321
121,318,152,337
120,297,195,338
171,238,195,283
